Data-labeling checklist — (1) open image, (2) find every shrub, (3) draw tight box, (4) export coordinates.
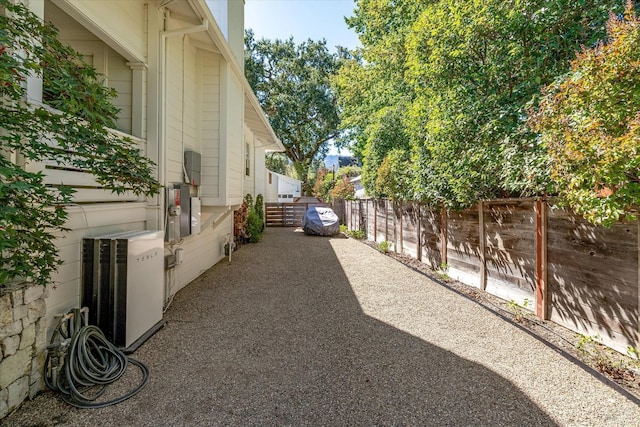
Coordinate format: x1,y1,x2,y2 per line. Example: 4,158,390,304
247,208,264,243
377,240,390,253
529,2,640,226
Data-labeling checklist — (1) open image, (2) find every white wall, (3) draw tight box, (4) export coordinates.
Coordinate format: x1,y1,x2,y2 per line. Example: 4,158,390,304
278,175,302,202
108,46,133,135
46,1,134,135
221,64,245,205
160,17,240,294
200,52,222,201
265,171,278,203
205,0,243,68
254,147,267,199
165,215,231,296
58,0,147,62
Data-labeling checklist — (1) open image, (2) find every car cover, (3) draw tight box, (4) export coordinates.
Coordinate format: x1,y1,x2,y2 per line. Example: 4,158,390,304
302,206,340,236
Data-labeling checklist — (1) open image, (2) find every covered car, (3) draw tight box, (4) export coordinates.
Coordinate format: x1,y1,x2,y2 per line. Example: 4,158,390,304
302,206,340,236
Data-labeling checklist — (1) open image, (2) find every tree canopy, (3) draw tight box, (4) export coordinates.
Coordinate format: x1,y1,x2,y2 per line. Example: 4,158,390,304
530,2,640,225
0,0,159,287
245,30,342,191
337,0,628,215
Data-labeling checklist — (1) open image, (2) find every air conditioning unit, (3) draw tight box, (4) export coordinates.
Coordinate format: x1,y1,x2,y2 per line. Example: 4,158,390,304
82,230,165,353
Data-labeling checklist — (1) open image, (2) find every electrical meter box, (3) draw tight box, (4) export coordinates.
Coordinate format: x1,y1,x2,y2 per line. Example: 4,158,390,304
184,151,201,186
179,184,191,237
165,186,181,242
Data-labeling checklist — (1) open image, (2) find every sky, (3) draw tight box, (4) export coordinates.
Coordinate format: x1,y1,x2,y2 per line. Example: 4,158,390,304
244,0,361,52
245,0,359,156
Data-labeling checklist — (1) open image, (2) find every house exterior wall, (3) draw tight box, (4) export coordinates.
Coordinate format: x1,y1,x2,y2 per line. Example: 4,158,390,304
108,46,133,135
278,175,303,202
4,0,282,416
201,61,244,206
221,64,245,206
243,130,255,198
54,0,147,62
254,147,267,199
46,1,137,136
206,0,244,68
18,0,280,341
265,171,279,203
165,34,199,185
200,52,222,199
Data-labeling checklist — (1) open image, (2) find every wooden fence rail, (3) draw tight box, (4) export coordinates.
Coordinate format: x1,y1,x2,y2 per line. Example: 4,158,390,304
344,198,640,356
265,202,331,227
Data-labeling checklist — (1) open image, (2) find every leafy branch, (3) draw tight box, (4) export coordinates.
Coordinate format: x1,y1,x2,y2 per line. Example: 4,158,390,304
0,0,160,287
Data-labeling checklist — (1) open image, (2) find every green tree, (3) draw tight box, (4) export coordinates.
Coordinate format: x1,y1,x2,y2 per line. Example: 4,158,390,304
529,2,640,226
245,30,341,192
405,0,623,207
330,175,356,200
339,0,625,209
0,1,160,287
334,0,419,196
265,152,291,176
311,168,334,201
374,148,412,200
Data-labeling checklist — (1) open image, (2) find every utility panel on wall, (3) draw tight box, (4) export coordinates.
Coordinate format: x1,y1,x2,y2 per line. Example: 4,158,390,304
184,150,201,186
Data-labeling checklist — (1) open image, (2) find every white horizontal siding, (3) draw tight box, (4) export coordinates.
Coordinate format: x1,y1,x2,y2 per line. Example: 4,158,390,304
265,171,278,203
46,2,135,135
167,215,231,296
226,73,244,201
200,52,222,201
36,131,147,204
62,0,147,62
109,47,133,135
165,37,184,185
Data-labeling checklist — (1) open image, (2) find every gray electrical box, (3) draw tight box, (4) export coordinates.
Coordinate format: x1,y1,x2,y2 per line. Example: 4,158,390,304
184,151,201,186
180,184,191,237
165,186,181,242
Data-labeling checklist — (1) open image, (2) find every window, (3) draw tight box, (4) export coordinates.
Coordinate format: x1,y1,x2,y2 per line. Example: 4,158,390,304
268,172,272,184
245,143,250,176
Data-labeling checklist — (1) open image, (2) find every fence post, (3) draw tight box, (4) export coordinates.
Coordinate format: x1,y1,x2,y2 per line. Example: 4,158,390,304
441,203,448,266
385,199,389,242
479,201,487,290
373,199,378,242
535,199,549,319
353,200,356,230
417,202,422,262
636,217,639,350
399,200,404,254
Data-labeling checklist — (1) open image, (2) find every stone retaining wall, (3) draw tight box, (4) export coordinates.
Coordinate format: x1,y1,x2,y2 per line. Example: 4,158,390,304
0,285,48,420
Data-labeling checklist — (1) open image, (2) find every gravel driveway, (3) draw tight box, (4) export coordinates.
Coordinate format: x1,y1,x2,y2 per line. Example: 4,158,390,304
5,227,640,426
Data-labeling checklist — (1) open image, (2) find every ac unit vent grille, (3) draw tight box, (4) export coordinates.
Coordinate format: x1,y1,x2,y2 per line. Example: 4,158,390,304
81,231,164,351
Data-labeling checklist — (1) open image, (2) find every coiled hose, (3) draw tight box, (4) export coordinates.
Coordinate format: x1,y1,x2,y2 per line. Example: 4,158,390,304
44,308,149,408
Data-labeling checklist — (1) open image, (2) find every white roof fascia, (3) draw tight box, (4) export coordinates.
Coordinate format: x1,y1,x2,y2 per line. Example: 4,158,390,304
189,0,285,153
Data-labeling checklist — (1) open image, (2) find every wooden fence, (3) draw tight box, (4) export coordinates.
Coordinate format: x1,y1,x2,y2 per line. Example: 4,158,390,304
265,202,331,227
344,198,640,355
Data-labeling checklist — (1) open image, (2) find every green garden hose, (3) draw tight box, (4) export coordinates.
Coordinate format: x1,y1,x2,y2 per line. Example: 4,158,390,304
45,308,149,409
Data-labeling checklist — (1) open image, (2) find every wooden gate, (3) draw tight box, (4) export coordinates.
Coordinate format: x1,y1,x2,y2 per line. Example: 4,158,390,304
265,202,331,227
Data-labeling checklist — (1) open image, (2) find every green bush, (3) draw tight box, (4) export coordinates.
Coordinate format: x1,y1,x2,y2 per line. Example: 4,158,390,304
247,209,264,243
348,229,366,239
377,240,390,253
529,3,640,226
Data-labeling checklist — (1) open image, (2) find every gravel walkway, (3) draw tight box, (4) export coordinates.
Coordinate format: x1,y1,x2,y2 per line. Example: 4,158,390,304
5,227,640,426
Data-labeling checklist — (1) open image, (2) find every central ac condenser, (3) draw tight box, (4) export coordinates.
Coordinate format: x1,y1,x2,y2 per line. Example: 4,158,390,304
82,230,165,352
